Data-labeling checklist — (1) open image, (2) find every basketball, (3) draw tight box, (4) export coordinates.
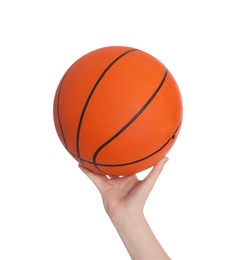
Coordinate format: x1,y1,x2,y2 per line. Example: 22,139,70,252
53,46,183,176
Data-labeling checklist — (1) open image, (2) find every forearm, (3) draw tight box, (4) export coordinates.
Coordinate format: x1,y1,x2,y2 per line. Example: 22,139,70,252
111,212,171,260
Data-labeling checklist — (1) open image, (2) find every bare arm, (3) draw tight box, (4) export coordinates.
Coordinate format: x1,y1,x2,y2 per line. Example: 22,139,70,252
111,210,170,260
79,158,170,260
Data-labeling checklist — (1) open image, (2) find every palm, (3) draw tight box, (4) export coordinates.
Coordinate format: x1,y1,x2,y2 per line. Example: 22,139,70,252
100,175,143,217
79,158,168,218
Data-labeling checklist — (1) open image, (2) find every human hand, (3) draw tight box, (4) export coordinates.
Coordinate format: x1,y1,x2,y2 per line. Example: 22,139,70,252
79,158,170,259
79,157,168,221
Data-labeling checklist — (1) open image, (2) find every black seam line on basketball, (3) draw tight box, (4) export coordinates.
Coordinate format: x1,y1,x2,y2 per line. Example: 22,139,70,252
68,119,182,166
56,59,80,151
93,68,168,172
83,139,170,167
80,120,181,167
76,48,138,163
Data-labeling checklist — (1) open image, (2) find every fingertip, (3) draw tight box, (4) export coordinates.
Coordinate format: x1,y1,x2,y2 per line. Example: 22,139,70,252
78,164,85,171
163,157,169,163
156,157,169,166
151,157,169,174
78,163,82,168
78,163,88,170
78,164,92,176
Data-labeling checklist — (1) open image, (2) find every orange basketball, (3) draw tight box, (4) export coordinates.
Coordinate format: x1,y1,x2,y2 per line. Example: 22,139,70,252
53,46,183,176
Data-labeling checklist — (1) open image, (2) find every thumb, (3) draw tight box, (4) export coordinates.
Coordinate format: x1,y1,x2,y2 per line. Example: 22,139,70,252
141,157,169,197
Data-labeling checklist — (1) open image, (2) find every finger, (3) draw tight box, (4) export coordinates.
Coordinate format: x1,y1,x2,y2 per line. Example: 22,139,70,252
78,164,108,191
137,157,168,201
143,157,169,190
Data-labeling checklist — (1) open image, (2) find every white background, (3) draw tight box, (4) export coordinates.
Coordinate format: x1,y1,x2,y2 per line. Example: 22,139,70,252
1,1,238,259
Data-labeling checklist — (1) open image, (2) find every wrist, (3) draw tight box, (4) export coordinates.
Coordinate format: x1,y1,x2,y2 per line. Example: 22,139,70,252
110,208,145,228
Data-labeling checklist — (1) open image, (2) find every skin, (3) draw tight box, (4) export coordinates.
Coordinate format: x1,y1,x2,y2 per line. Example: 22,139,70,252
79,157,170,260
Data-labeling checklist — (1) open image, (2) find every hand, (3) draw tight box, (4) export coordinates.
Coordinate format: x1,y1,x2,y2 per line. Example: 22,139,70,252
79,157,168,221
79,158,171,259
